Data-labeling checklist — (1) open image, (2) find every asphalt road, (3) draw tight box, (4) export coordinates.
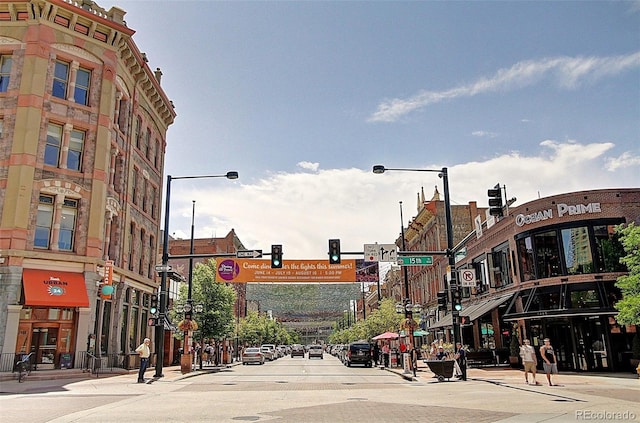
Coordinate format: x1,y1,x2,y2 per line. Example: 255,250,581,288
0,354,638,423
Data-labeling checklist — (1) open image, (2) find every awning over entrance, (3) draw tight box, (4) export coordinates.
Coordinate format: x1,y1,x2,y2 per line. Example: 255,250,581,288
429,314,452,329
22,269,90,307
464,293,514,322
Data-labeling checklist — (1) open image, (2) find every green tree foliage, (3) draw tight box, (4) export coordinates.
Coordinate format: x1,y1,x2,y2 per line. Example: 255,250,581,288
615,222,640,326
173,259,236,342
236,311,298,347
327,298,403,344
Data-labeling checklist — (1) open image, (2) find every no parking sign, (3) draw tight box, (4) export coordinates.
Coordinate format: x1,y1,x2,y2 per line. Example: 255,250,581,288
459,269,476,287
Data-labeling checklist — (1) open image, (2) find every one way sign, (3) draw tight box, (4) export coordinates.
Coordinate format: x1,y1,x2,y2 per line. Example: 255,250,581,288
364,243,397,262
236,250,263,259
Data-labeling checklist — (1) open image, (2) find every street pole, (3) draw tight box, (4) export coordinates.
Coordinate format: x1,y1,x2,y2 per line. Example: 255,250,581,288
399,201,415,350
154,171,238,378
186,200,195,371
441,168,461,347
155,174,172,378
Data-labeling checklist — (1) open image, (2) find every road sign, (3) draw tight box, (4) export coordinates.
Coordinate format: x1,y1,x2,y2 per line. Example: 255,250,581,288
237,250,263,259
364,243,397,262
397,256,433,266
459,269,476,287
155,264,172,273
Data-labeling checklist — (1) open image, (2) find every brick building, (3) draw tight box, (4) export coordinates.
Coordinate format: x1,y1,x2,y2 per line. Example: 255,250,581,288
432,188,639,372
0,0,175,370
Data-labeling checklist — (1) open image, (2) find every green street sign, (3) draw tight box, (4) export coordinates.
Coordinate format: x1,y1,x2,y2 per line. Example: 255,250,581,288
397,256,433,266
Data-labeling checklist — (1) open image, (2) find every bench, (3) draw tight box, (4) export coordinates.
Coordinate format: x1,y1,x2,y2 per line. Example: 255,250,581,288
466,351,497,367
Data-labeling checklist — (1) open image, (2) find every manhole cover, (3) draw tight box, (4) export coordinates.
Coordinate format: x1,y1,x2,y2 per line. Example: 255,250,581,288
232,417,260,421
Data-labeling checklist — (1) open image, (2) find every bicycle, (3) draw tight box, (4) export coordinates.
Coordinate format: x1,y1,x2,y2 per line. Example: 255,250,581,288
15,353,33,383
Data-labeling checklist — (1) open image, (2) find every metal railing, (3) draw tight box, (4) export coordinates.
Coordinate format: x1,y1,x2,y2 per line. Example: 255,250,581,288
1,351,148,374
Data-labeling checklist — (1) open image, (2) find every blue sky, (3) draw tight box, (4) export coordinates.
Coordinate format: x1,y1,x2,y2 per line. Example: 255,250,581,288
114,0,639,261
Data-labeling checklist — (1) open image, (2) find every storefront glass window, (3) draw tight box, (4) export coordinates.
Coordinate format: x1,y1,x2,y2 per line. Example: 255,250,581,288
517,236,536,281
48,308,59,320
569,289,600,309
534,230,561,278
121,304,129,353
562,227,594,274
593,225,626,273
490,242,512,288
129,307,139,352
61,308,73,320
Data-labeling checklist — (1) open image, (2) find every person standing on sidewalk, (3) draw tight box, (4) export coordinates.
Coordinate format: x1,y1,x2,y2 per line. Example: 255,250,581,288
454,342,467,381
135,338,151,383
520,339,540,385
540,338,558,386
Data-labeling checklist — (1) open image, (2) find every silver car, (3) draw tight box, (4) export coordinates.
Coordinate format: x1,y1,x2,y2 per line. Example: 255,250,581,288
308,344,324,359
242,347,265,365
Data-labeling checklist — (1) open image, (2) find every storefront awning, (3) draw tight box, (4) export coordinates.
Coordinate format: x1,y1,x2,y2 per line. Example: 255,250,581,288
465,293,514,322
23,269,90,307
503,309,618,321
429,314,452,329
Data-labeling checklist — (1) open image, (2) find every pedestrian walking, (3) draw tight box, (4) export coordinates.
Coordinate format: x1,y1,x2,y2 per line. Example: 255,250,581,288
135,338,151,383
540,338,558,386
382,342,390,367
520,339,540,385
454,342,467,381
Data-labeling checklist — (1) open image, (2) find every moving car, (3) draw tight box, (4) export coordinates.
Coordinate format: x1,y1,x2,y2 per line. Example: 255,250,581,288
345,342,372,367
308,344,323,359
291,344,305,358
242,347,265,365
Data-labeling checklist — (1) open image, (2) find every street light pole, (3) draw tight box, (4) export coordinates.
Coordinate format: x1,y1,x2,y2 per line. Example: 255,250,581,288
399,201,415,351
154,171,238,378
372,165,460,348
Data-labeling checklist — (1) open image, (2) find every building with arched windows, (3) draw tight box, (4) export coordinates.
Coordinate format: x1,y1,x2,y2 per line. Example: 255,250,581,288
0,0,175,370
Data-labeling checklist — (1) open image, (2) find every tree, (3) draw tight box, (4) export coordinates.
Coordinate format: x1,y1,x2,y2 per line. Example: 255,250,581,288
174,259,236,343
615,222,640,326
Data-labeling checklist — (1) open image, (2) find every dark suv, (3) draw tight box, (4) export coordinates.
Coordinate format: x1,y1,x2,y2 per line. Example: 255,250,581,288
345,342,372,367
291,344,305,358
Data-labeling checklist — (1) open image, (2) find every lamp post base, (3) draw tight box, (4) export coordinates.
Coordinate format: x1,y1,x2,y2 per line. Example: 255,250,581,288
180,354,192,374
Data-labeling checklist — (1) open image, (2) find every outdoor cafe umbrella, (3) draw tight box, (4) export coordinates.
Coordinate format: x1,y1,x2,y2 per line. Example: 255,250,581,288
372,331,399,340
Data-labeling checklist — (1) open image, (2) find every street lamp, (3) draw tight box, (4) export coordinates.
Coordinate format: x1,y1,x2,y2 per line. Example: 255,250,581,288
372,165,460,349
155,171,238,378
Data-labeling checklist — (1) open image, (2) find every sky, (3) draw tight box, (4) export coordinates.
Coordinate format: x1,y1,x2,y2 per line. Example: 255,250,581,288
112,0,640,264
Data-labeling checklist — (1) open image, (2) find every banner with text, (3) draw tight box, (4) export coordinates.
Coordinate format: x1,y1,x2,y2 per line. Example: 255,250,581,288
216,259,357,283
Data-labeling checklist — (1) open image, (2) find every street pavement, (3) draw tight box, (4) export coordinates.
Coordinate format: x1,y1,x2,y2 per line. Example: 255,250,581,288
0,358,638,422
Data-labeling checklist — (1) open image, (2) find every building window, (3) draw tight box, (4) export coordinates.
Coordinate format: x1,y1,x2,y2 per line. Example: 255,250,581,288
0,55,12,92
53,60,91,105
52,61,69,99
490,242,512,288
593,225,626,273
472,255,489,295
45,123,62,166
561,226,593,275
534,230,562,279
59,198,78,251
35,195,54,248
74,67,90,105
134,116,142,149
67,129,85,171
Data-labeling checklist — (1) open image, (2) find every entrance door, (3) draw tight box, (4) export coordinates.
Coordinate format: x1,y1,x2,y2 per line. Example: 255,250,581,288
31,326,59,369
545,320,574,371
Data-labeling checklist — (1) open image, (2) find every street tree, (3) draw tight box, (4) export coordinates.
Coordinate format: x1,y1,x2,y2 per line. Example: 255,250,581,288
615,222,640,326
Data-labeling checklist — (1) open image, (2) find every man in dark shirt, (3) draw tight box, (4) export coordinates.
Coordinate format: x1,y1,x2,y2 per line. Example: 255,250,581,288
454,342,467,381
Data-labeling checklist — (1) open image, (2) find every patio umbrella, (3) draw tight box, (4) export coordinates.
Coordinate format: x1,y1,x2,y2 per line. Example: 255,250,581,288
372,331,399,340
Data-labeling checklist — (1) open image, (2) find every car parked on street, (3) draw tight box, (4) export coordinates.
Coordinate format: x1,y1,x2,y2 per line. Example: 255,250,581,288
242,347,265,365
291,344,305,358
345,342,372,367
308,344,324,359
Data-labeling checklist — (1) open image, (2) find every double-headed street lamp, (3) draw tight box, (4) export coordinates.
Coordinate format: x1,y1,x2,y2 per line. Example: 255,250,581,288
372,165,460,349
154,171,238,378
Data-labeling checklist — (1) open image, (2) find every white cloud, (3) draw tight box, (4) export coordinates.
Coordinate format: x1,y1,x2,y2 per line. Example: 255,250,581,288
605,151,640,170
297,161,320,172
167,140,638,259
368,51,640,123
472,130,498,138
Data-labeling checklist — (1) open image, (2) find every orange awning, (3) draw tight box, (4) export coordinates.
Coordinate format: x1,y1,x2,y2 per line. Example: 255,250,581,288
23,269,90,307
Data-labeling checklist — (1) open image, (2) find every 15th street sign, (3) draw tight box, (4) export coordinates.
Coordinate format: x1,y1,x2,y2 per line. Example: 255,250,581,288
397,256,433,266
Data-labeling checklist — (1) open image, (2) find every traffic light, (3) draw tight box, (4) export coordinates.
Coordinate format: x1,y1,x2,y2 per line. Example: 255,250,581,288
452,289,463,312
147,317,158,326
150,294,159,315
328,239,341,264
460,315,471,325
271,244,283,268
488,185,504,217
437,291,447,311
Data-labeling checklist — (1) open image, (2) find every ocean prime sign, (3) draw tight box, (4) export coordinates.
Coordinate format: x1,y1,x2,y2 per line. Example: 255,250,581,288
515,202,602,227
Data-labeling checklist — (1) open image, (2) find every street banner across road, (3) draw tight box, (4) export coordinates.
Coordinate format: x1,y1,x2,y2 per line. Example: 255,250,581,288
216,259,357,283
